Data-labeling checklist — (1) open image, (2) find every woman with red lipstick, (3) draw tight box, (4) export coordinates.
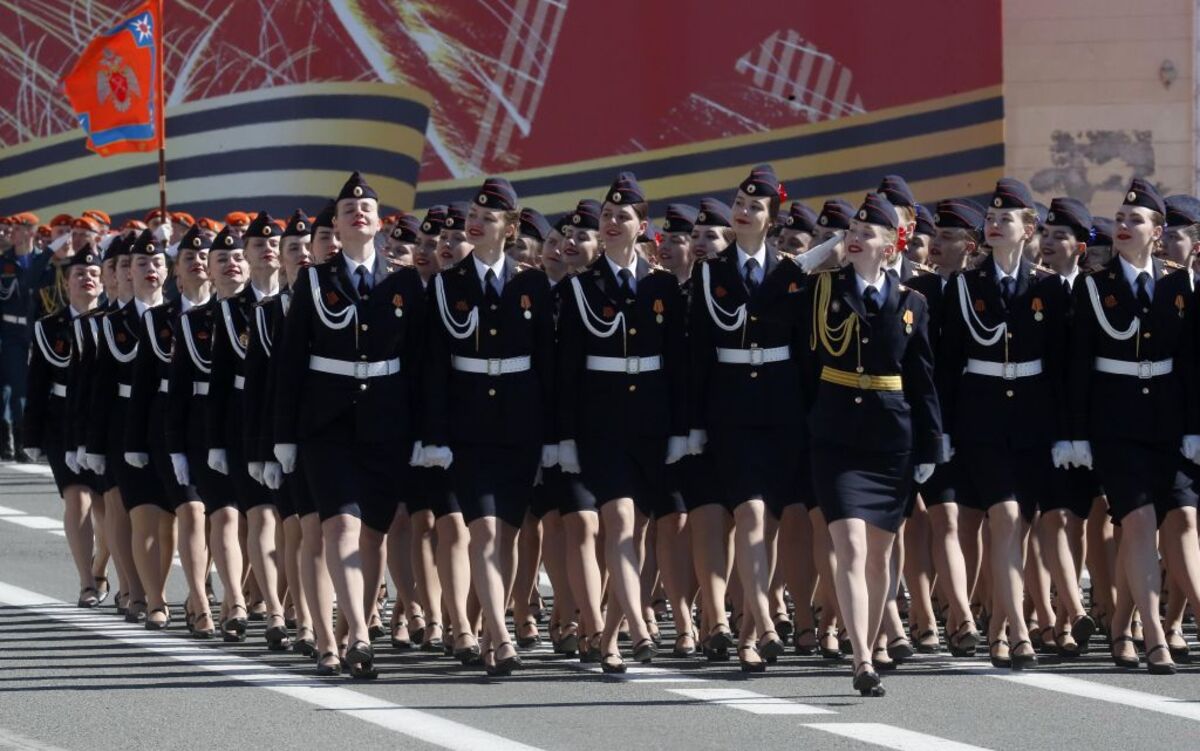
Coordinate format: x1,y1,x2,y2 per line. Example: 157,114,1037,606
555,173,685,672
1070,179,1200,675
421,177,555,676
208,212,290,652
274,172,426,679
802,192,942,696
687,164,808,671
24,247,105,608
89,230,172,629
937,178,1074,671
561,199,601,275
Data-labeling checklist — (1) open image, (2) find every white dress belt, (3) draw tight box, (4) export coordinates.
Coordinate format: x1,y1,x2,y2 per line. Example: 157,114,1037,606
585,355,662,374
117,383,131,398
715,345,790,366
2,314,27,326
193,382,209,396
233,375,245,390
50,383,67,398
158,378,169,393
451,355,531,376
309,355,401,379
1093,356,1173,379
964,358,1043,380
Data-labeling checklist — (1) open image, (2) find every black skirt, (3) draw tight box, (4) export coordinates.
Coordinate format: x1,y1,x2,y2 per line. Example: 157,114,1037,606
577,437,668,517
812,447,911,534
955,444,1052,522
709,426,808,517
1044,467,1103,519
1094,440,1196,523
529,465,564,518
108,416,168,512
918,454,961,507
289,444,318,516
300,438,399,533
45,426,103,496
188,446,239,513
449,442,538,528
668,452,717,512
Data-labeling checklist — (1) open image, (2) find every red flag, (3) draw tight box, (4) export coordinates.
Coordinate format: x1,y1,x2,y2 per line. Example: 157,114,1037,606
62,1,164,157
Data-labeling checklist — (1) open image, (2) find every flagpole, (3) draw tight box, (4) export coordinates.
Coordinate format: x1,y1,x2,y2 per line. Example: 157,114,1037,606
155,0,166,218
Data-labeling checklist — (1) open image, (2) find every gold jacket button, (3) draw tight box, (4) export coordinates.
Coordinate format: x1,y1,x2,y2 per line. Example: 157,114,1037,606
1142,387,1150,395
359,383,368,391
853,396,863,404
628,384,637,392
360,324,369,332
489,328,498,336
861,337,869,344
629,328,638,336
488,388,497,397
1005,389,1014,398
750,371,758,379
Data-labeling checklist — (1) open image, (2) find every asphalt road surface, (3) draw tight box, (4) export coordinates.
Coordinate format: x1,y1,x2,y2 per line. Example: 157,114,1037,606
1,462,1198,751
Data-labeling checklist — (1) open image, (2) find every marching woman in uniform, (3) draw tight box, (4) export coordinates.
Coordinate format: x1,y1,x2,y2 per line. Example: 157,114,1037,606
1069,179,1199,675
208,212,288,651
937,178,1073,670
274,172,426,679
24,247,105,607
420,177,554,676
802,192,942,696
89,230,172,628
247,211,317,654
687,165,807,671
556,174,685,672
167,228,249,641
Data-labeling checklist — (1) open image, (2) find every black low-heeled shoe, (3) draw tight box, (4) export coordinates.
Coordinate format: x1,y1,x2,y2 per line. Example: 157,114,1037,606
1165,630,1192,662
292,633,317,657
125,600,147,624
1070,614,1096,655
265,616,290,651
632,637,658,664
672,633,697,657
989,639,1011,669
391,626,413,650
94,576,110,606
487,643,522,677
600,653,627,674
1110,635,1139,669
947,624,979,658
737,645,766,673
912,629,940,654
853,662,885,697
793,628,818,657
191,611,216,640
773,616,794,645
556,627,579,657
346,640,378,679
453,635,482,664
872,647,897,672
409,615,426,646
315,652,341,677
516,618,542,648
1010,639,1038,671
222,604,248,643
421,623,445,653
758,631,786,661
820,631,844,660
1146,644,1178,675
886,637,914,662
144,605,170,631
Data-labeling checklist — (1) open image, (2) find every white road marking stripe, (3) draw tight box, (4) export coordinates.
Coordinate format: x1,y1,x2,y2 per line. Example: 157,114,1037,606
0,725,71,751
993,671,1200,723
0,581,544,751
5,463,53,478
802,723,993,750
3,516,63,531
670,688,834,715
567,662,705,683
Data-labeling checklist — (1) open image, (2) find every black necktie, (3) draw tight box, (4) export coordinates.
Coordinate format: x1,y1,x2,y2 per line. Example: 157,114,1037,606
1136,271,1152,313
355,267,371,297
744,258,760,294
618,268,635,301
999,276,1015,309
485,268,502,304
864,285,880,316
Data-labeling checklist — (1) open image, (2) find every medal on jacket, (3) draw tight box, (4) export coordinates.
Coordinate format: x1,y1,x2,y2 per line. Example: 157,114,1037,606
1031,297,1044,322
393,293,404,317
520,294,532,319
653,299,664,324
902,309,914,335
1176,294,1186,318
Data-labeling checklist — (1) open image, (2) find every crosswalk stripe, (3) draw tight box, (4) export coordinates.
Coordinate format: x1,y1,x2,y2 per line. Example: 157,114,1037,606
801,722,994,750
567,662,705,683
670,688,835,715
992,671,1200,723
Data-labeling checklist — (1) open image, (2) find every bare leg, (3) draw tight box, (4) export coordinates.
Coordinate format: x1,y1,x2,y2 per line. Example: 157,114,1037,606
903,499,937,645
988,501,1032,657
657,511,697,650
436,513,473,648
323,514,369,648
599,499,651,656
175,501,210,625
247,505,285,635
927,503,978,641
106,489,142,605
1115,506,1171,667
130,505,167,621
513,511,543,643
61,485,96,591
299,513,335,656
732,500,781,652
468,517,518,665
410,509,442,644
564,510,604,643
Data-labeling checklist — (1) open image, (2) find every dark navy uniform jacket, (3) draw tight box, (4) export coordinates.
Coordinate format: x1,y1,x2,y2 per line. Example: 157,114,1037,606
1069,257,1198,443
244,292,286,464
274,254,425,445
207,285,260,454
85,302,141,456
800,270,942,464
936,255,1070,448
0,248,38,340
65,307,105,453
422,253,554,448
556,255,686,441
124,300,180,454
24,309,74,450
165,300,217,456
687,245,809,432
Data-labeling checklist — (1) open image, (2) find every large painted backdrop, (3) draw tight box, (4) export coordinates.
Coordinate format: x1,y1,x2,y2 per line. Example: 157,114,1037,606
0,0,1002,220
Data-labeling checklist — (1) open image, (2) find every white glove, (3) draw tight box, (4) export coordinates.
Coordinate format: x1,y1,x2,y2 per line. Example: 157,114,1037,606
913,463,935,484
422,445,454,469
1070,440,1093,470
64,450,80,474
1182,435,1200,465
84,453,106,475
941,434,955,462
24,447,42,462
686,429,707,456
124,452,149,469
262,462,283,490
541,443,560,469
665,436,689,465
409,441,424,467
98,233,116,252
1051,441,1074,470
207,448,229,476
170,453,190,486
273,443,298,474
247,461,264,485
49,234,71,253
558,439,581,474
152,223,173,243
793,230,842,273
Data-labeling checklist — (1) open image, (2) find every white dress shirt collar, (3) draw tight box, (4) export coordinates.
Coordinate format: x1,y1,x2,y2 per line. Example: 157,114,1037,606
473,253,506,288
1060,267,1080,291
735,243,767,272
605,253,638,282
855,269,889,298
1119,254,1154,291
343,251,377,280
